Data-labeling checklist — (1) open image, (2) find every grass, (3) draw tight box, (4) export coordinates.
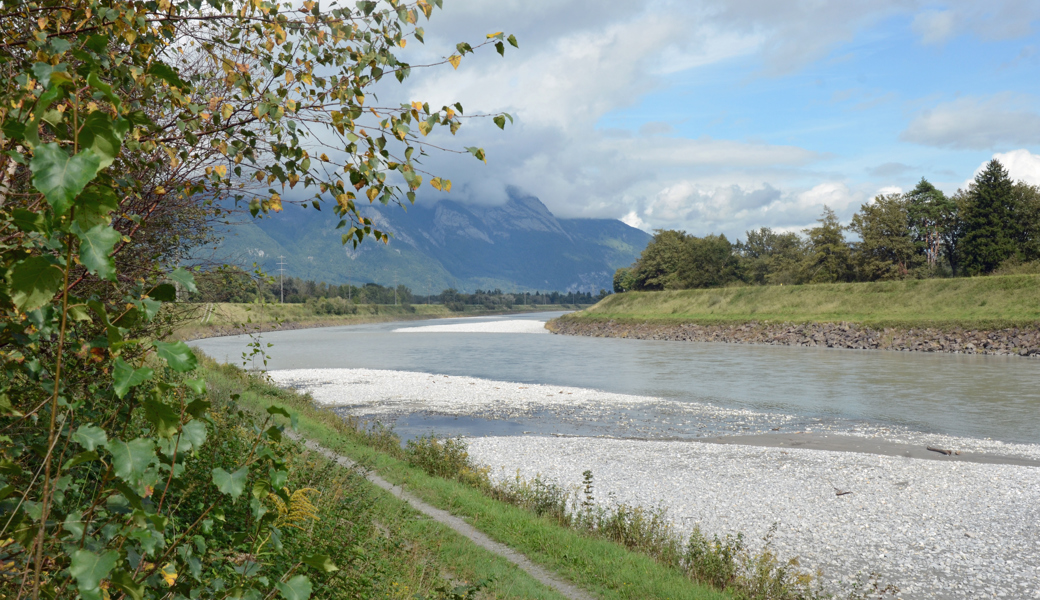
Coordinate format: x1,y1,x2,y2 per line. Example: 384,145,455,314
175,301,587,340
206,359,732,600
574,275,1040,330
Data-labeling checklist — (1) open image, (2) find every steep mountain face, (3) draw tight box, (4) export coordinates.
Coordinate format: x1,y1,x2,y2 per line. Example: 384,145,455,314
207,189,650,293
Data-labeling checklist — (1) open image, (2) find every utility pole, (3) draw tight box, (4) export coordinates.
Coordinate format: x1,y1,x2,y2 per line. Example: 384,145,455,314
276,256,286,303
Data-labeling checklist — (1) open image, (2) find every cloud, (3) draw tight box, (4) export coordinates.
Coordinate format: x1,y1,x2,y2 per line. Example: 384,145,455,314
868,162,916,178
968,149,1040,187
900,94,1040,149
912,10,958,44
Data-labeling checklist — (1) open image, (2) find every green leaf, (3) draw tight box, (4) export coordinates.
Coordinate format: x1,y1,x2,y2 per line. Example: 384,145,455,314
507,34,518,48
78,111,127,169
150,283,177,302
168,267,198,293
73,424,108,450
69,549,119,592
185,398,211,418
10,256,63,311
276,575,313,600
108,570,144,600
183,378,206,394
153,340,197,372
266,405,291,418
74,184,120,230
11,208,46,233
143,399,180,438
301,553,339,573
74,223,120,280
86,73,122,110
112,358,153,399
180,419,208,451
30,143,103,216
110,438,156,481
212,466,248,499
147,63,186,89
493,115,506,130
63,450,99,470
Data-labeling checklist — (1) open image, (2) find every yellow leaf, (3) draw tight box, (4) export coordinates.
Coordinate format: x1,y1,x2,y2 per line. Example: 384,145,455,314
222,103,234,120
411,101,424,112
336,193,354,210
443,179,452,192
418,121,431,136
320,153,330,162
269,194,282,212
486,31,503,39
445,108,455,120
161,564,178,587
213,165,227,178
399,38,407,48
448,55,461,70
430,177,442,191
288,174,299,188
366,187,379,201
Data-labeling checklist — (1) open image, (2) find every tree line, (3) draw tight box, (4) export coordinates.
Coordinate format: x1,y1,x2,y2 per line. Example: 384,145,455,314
192,268,607,308
615,159,1040,292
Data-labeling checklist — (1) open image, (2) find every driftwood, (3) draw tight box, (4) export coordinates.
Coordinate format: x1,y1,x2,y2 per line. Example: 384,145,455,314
926,446,953,456
833,487,853,497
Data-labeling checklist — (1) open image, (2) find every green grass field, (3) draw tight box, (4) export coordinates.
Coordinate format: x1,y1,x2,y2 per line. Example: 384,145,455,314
574,275,1040,329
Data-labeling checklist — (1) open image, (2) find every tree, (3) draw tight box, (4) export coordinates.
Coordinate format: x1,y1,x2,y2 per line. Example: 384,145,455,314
736,227,805,285
959,159,1018,275
0,1,514,599
905,178,959,273
613,267,635,293
631,229,688,290
675,234,739,289
801,206,853,283
847,193,920,280
1011,182,1040,262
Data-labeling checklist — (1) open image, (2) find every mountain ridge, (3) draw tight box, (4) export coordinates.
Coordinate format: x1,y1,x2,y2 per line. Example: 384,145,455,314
207,189,651,293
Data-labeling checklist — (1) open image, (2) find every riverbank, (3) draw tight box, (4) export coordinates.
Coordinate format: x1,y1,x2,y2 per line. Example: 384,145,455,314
270,367,1040,599
175,302,585,340
547,317,1040,356
550,275,1040,356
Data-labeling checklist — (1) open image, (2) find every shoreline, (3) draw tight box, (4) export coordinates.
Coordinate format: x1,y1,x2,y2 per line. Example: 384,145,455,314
547,316,1040,357
177,305,572,341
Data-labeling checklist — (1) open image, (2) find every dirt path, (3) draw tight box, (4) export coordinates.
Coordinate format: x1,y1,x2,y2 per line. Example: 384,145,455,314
293,435,597,600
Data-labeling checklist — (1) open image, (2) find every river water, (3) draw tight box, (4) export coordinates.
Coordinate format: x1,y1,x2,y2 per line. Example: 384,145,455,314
192,311,1040,445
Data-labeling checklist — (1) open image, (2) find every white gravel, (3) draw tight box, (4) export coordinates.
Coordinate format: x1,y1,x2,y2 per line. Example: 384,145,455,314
393,320,549,334
269,367,1040,598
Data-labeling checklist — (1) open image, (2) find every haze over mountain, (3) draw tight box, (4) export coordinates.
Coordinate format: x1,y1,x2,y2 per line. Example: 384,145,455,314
208,188,651,293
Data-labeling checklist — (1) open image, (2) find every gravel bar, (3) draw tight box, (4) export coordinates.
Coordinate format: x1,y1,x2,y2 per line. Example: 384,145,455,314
270,368,1040,598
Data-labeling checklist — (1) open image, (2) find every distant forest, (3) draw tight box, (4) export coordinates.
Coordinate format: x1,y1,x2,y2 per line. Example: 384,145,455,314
615,159,1040,292
192,270,607,310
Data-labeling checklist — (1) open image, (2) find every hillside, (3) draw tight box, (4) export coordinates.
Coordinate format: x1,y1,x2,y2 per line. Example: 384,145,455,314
567,275,1040,329
205,188,651,293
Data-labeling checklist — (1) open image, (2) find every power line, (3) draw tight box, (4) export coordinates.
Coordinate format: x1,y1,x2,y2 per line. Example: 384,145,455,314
276,255,287,303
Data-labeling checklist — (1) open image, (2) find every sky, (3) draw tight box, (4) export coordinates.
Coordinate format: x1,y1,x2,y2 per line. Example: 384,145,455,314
382,0,1040,240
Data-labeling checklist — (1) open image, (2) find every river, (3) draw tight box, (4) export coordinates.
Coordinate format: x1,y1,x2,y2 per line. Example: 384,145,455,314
192,311,1040,445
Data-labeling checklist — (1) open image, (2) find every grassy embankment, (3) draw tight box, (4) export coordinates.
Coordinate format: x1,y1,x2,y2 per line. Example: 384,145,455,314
176,302,586,340
206,358,733,600
570,275,1040,330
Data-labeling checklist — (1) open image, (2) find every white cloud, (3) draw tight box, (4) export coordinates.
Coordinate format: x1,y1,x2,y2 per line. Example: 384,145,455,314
620,211,648,230
967,149,1040,188
900,94,1040,149
912,10,959,44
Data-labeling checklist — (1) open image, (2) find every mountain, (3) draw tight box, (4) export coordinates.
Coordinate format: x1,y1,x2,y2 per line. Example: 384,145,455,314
205,188,651,293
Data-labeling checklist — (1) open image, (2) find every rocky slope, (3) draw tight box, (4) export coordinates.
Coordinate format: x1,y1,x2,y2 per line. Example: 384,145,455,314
548,318,1040,356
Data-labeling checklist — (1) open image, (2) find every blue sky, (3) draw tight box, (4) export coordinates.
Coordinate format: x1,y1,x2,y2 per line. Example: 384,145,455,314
393,1,1040,239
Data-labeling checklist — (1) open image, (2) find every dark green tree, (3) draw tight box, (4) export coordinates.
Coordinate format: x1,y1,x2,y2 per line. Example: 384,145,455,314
801,207,853,283
1011,182,1040,262
959,159,1018,275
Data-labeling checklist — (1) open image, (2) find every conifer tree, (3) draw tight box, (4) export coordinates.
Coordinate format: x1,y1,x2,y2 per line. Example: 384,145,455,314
959,159,1018,275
